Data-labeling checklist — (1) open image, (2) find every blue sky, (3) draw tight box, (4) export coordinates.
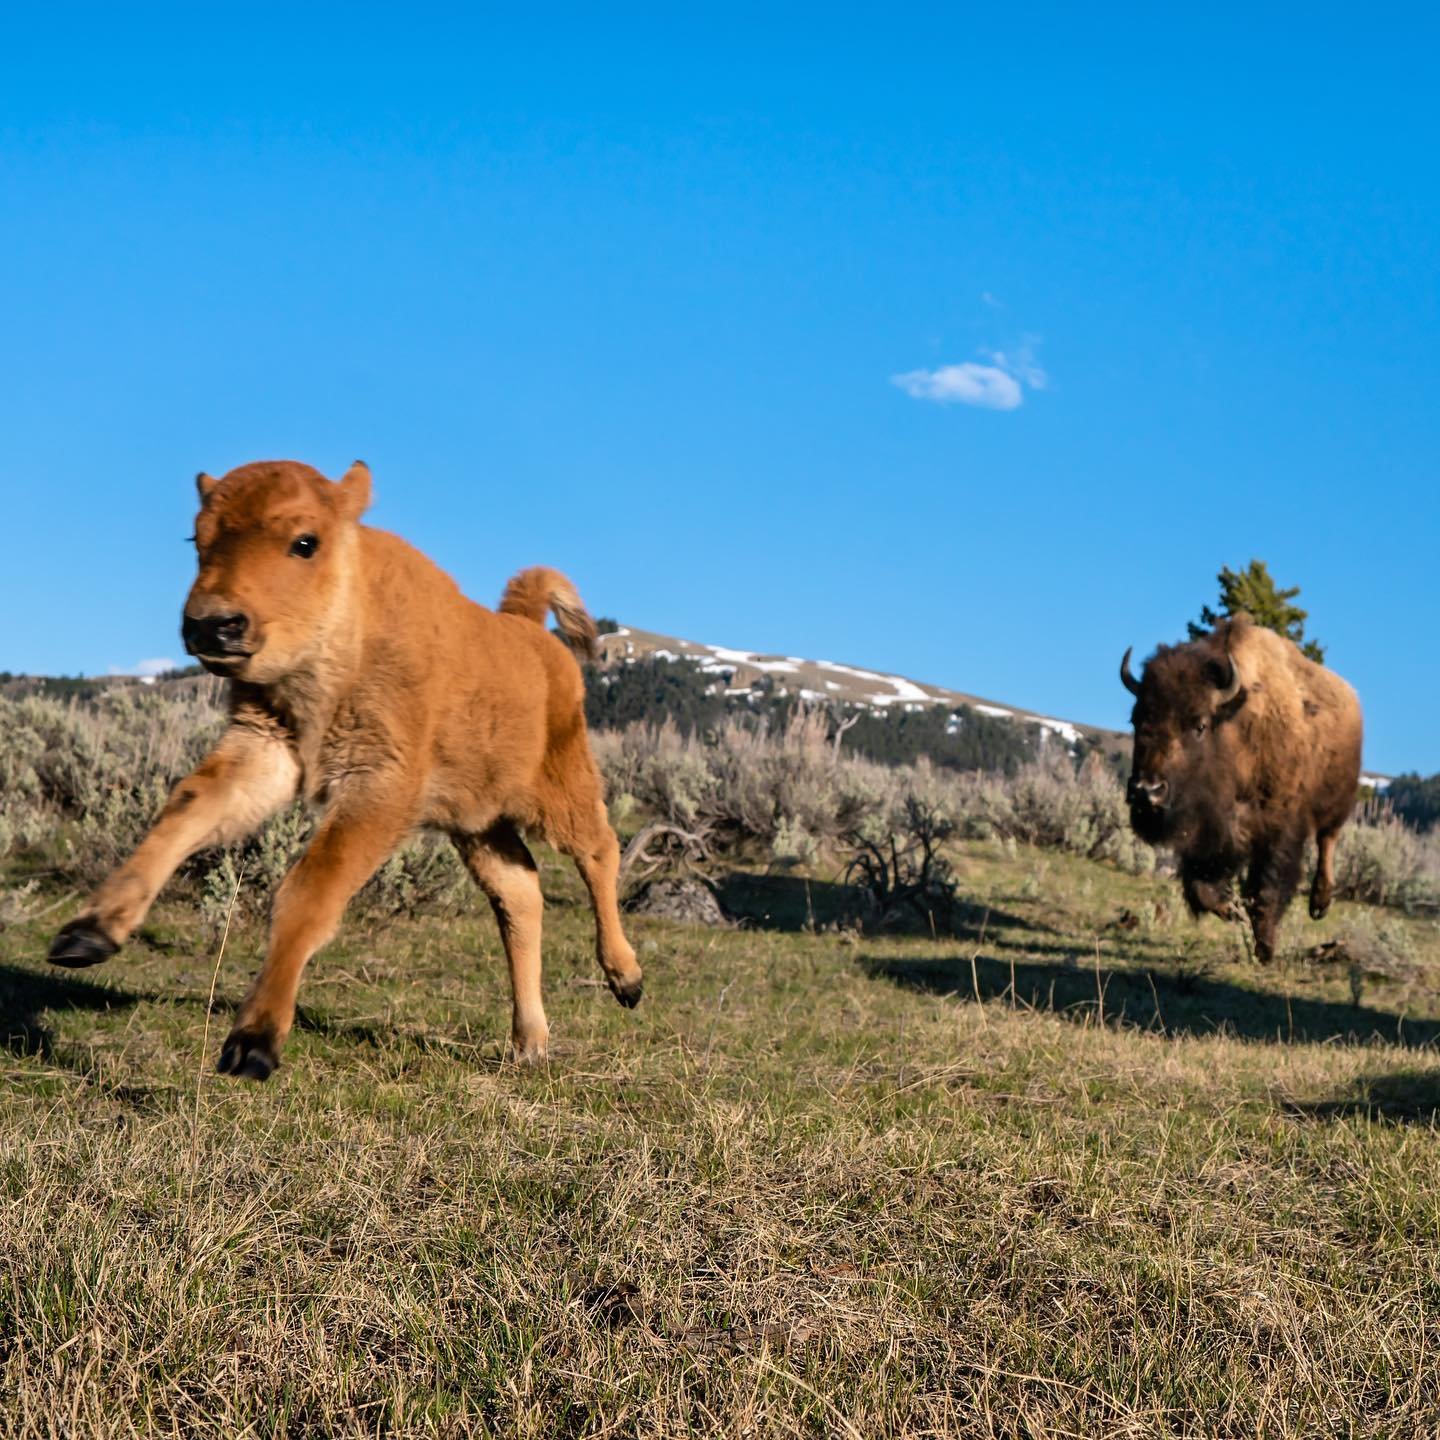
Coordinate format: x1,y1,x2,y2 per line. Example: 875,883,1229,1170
1,5,1435,772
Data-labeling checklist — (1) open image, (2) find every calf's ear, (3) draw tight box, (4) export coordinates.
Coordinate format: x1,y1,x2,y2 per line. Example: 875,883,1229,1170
195,472,220,504
336,460,372,519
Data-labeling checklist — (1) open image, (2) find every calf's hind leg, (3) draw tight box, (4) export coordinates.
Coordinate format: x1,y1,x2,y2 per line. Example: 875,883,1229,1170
558,797,643,1009
453,822,550,1062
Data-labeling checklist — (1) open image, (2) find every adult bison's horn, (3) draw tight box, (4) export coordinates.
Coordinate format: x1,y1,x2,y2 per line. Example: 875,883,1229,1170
1213,651,1244,705
1120,647,1142,696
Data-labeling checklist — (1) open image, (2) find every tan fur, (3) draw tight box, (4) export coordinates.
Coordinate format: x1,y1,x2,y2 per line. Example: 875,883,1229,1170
49,459,642,1078
499,566,599,660
1221,619,1363,837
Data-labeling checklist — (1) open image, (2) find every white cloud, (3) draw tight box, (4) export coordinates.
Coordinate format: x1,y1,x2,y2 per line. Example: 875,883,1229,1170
109,657,177,680
891,362,1024,411
892,336,1048,412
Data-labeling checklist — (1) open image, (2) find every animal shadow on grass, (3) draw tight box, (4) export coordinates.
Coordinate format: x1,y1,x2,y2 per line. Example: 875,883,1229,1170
0,961,495,1097
286,1006,510,1069
0,960,168,1107
716,872,1064,942
863,951,1440,1051
0,961,144,1060
1285,1069,1440,1123
715,873,855,931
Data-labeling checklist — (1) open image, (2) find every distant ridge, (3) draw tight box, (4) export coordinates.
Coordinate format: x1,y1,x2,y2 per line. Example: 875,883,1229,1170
595,624,1130,753
595,625,1393,789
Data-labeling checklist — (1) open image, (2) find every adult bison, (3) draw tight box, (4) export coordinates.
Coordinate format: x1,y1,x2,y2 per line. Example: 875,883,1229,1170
48,459,643,1078
1119,613,1362,963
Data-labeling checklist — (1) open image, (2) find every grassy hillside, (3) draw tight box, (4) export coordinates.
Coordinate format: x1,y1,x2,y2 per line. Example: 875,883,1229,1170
4,832,1440,1435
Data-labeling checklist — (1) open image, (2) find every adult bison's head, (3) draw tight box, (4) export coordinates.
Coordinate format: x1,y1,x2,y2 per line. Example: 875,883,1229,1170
182,460,371,684
1118,618,1251,846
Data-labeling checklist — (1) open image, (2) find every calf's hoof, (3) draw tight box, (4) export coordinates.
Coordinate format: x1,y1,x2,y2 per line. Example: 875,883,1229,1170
608,974,643,1009
1309,892,1332,921
48,919,120,969
510,1036,550,1065
217,1025,281,1082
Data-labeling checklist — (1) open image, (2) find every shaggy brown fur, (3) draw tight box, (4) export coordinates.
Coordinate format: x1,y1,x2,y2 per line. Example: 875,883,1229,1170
1120,614,1363,963
48,459,642,1079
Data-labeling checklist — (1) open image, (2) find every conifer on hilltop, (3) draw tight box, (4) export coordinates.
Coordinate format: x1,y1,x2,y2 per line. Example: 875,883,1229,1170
1189,559,1325,663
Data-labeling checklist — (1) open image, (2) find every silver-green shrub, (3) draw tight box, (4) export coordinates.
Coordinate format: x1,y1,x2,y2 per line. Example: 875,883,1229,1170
5,683,1435,917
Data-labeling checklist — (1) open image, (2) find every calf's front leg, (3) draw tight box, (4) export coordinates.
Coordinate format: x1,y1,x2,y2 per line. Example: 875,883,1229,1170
217,793,415,1080
48,728,300,967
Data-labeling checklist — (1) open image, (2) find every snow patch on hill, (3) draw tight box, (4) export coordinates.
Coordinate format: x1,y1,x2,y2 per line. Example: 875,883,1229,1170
595,625,1127,753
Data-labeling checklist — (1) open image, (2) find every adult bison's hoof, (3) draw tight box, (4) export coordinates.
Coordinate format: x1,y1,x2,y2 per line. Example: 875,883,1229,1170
217,1026,280,1082
47,919,120,968
609,975,643,1009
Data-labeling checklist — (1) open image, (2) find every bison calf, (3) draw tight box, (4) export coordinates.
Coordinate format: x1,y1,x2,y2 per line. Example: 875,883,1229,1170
48,459,643,1078
1120,613,1362,963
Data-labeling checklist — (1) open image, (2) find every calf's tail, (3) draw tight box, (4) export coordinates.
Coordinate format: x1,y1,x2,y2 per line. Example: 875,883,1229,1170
498,566,599,660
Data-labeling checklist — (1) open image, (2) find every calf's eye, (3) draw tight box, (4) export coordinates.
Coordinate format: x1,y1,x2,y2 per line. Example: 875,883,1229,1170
289,534,320,559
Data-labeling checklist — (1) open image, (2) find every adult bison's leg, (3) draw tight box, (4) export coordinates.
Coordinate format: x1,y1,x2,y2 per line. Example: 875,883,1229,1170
1179,856,1241,923
48,729,299,967
217,793,412,1080
1242,830,1307,964
1310,826,1341,920
453,821,549,1062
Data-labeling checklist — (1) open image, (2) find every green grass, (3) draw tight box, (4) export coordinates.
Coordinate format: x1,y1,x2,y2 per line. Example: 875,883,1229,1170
3,840,1440,1436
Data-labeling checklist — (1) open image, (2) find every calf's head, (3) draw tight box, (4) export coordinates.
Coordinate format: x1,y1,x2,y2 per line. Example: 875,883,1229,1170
182,460,371,683
1119,621,1249,845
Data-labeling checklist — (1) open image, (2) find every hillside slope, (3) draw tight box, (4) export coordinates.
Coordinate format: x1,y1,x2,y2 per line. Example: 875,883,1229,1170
597,624,1132,751
596,625,1401,789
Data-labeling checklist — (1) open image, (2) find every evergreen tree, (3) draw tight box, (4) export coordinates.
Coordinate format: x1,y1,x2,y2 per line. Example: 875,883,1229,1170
1384,773,1440,833
1189,560,1325,663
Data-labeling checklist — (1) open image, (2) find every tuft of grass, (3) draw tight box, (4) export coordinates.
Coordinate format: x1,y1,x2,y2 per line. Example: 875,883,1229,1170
4,838,1440,1435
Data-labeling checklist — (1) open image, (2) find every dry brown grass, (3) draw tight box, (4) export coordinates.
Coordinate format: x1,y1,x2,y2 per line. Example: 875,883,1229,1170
4,833,1440,1436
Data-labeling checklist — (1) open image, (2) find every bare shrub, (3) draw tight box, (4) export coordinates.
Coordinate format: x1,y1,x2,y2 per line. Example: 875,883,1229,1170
620,819,717,890
844,795,959,932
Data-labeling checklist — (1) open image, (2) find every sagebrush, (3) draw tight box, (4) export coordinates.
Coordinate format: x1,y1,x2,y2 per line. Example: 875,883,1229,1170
4,684,1437,921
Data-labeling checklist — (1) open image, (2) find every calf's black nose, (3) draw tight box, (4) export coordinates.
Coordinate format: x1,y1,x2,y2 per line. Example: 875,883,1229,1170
183,611,250,655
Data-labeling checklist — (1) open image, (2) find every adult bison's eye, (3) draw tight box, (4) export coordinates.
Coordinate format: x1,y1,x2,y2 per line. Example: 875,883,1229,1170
1193,718,1208,737
289,534,320,559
